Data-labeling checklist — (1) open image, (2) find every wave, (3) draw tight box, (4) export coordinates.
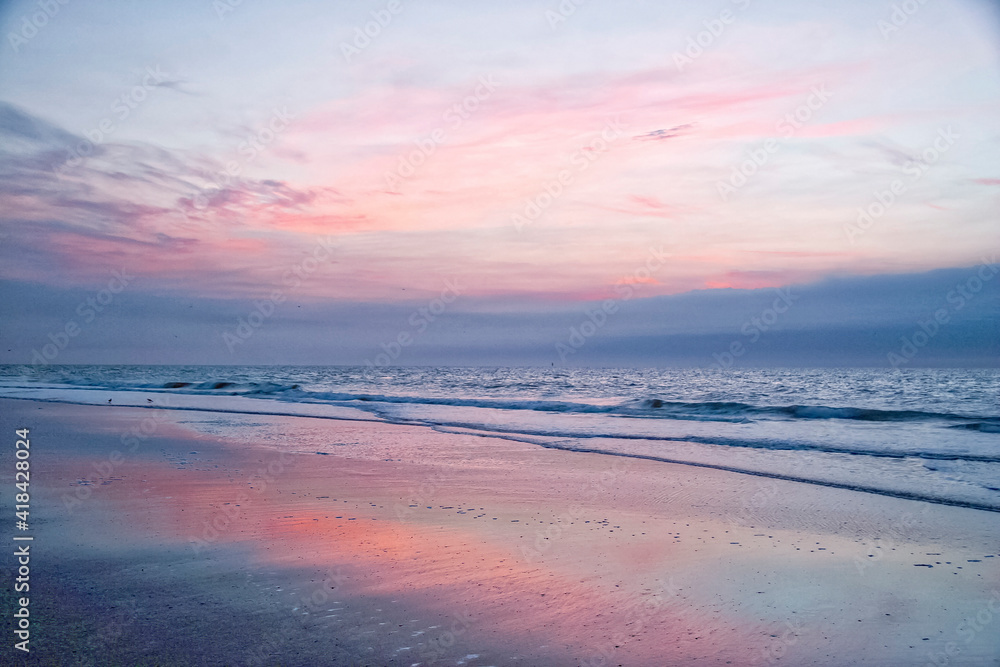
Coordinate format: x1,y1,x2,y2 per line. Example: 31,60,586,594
411,419,1000,464
146,380,302,394
434,427,1000,514
150,381,999,427
8,375,999,428
2,382,998,512
948,422,1000,434
635,398,1000,425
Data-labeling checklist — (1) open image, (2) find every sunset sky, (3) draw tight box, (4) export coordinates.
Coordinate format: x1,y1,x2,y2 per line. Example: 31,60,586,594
1,0,997,366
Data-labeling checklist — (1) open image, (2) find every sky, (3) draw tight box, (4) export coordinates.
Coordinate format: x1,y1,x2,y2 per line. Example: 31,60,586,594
0,0,997,367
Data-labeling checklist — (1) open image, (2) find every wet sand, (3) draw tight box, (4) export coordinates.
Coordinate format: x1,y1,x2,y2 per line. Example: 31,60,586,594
3,397,999,666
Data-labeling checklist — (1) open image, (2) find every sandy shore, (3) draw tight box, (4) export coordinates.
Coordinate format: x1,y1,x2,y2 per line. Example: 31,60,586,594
2,397,999,666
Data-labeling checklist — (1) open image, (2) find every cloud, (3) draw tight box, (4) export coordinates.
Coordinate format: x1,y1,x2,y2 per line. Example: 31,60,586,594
148,78,199,96
0,263,995,367
0,102,80,150
0,105,359,295
634,124,695,141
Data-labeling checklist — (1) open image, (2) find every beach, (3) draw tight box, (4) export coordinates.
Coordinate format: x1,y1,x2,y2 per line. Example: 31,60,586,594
3,396,998,666
3,0,998,662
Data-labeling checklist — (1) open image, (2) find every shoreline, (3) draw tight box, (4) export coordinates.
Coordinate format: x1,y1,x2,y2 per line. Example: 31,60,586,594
2,397,998,665
5,392,998,514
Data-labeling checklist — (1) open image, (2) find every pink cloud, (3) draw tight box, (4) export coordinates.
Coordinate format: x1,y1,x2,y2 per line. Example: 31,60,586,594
7,55,982,305
703,270,821,291
790,116,886,138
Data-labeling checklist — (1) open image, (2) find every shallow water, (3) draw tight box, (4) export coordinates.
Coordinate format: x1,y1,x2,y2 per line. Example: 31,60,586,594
2,365,998,510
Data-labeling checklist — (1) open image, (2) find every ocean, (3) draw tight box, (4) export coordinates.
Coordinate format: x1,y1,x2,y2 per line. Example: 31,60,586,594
1,365,998,512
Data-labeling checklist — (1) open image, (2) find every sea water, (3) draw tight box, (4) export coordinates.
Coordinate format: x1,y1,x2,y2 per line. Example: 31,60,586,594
1,365,997,511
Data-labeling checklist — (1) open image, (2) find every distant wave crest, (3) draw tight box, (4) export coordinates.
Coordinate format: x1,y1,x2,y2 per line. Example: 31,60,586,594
637,397,998,426
131,379,1000,428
